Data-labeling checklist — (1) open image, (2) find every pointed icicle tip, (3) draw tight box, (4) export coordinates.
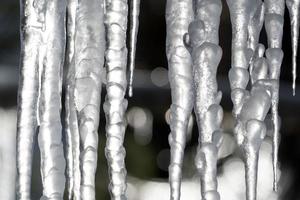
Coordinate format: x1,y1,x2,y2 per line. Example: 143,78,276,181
293,55,297,96
128,86,133,97
286,0,300,96
128,0,141,97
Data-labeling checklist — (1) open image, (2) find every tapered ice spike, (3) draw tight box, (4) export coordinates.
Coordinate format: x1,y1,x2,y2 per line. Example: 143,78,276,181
271,99,281,191
104,0,129,199
286,0,300,95
265,0,285,191
17,1,41,199
187,0,223,199
226,0,275,199
128,0,141,97
65,54,74,200
195,144,220,200
65,0,78,198
236,57,272,200
71,0,106,199
266,48,284,192
243,119,266,200
18,0,67,199
65,0,80,199
166,0,194,199
244,145,258,200
36,0,67,199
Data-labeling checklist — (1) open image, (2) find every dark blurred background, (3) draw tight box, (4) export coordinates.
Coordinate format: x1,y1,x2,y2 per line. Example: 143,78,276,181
1,0,300,199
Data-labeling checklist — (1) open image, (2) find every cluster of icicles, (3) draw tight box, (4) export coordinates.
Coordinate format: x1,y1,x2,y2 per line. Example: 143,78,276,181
16,0,299,199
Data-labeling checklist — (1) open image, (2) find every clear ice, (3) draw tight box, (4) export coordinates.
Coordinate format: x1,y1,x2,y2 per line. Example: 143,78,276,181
15,0,300,199
128,0,141,97
104,0,129,199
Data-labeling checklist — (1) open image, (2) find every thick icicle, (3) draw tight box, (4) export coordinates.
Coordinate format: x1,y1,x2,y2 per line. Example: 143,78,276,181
165,0,194,199
264,0,285,191
65,0,78,198
17,0,42,198
226,0,271,200
236,55,274,200
286,0,300,95
128,0,141,97
104,0,129,199
185,0,223,199
72,0,106,199
37,0,67,199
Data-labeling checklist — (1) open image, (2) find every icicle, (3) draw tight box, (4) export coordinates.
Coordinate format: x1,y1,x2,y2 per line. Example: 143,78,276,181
264,0,285,191
237,56,273,200
165,0,194,199
104,0,129,199
65,0,78,198
65,48,81,200
128,0,141,97
248,2,264,81
37,0,67,199
265,48,283,191
226,0,272,200
185,1,223,199
247,1,264,52
72,0,106,199
286,0,300,95
66,93,81,200
17,0,42,199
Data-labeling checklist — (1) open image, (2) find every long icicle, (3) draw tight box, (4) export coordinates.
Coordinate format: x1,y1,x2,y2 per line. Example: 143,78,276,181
165,0,194,199
104,0,129,199
72,0,106,199
128,0,141,97
226,0,269,199
264,0,285,191
286,0,300,95
65,0,78,198
37,0,67,199
17,0,42,198
238,51,275,200
186,0,223,199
